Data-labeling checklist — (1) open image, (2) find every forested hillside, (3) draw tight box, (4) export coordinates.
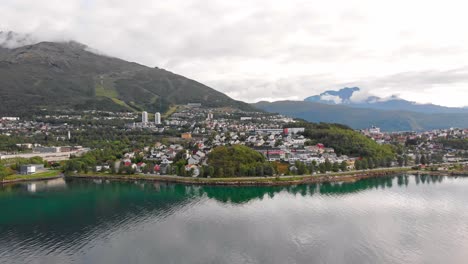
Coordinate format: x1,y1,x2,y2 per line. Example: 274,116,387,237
0,41,254,116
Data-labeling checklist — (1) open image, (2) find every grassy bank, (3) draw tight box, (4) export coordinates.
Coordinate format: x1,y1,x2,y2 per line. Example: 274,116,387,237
2,170,62,183
68,167,411,186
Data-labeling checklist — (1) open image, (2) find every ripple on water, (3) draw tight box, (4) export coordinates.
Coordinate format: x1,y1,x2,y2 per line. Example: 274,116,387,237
2,175,468,264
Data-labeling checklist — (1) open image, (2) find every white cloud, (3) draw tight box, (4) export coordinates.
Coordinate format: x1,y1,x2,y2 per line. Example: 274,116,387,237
320,94,343,104
1,0,468,106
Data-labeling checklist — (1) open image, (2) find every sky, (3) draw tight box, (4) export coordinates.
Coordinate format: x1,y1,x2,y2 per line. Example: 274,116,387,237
1,0,468,107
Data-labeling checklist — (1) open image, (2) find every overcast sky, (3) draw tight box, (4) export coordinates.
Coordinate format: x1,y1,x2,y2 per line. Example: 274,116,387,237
2,0,468,107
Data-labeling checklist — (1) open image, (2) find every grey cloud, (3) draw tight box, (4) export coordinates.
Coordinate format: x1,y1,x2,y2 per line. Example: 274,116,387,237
208,67,468,104
370,67,468,87
1,0,468,106
207,74,339,103
0,31,38,48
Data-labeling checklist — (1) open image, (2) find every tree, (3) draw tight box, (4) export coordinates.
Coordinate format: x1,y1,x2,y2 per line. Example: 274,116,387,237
216,167,224,177
354,160,361,170
296,161,307,175
208,166,215,177
318,163,326,173
256,165,264,176
226,167,235,177
172,166,179,176
263,164,275,176
142,165,150,174
385,157,393,167
397,156,404,167
110,162,116,174
198,166,204,178
420,154,427,165
248,166,256,176
332,162,340,172
0,164,14,180
239,165,249,177
29,156,44,164
361,159,368,170
275,139,283,147
324,159,332,172
180,167,187,177
340,161,348,172
174,150,186,163
415,155,421,165
308,161,317,174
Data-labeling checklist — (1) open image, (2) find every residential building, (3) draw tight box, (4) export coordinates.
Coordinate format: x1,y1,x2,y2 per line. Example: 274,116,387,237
19,164,44,175
155,112,161,124
142,111,148,123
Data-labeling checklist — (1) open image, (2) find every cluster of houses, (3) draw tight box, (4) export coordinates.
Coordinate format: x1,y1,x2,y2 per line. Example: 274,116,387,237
362,126,468,144
362,126,468,164
114,142,208,176
112,128,352,177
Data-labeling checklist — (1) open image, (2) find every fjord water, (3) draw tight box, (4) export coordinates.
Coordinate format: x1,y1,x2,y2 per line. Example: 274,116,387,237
1,175,468,264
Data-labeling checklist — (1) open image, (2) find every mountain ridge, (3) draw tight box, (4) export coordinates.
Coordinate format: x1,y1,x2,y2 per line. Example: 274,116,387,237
254,100,468,131
0,39,255,115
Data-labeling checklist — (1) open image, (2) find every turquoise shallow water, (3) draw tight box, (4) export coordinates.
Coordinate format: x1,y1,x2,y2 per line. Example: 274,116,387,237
1,175,468,264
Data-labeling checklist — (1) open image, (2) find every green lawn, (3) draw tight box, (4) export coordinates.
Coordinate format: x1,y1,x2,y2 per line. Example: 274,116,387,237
4,170,61,181
95,84,119,98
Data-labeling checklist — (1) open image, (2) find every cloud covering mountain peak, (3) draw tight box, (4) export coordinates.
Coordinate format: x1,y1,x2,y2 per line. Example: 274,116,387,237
304,87,468,114
0,31,38,48
304,87,361,104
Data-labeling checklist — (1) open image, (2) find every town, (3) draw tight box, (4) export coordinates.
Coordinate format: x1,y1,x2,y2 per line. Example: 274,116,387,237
1,104,468,180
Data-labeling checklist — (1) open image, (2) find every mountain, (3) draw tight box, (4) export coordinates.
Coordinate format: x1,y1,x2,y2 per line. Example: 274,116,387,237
304,87,468,114
0,37,254,116
304,87,360,104
253,100,468,131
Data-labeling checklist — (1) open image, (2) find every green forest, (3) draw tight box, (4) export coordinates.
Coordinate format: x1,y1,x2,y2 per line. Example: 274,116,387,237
207,145,276,177
290,122,395,160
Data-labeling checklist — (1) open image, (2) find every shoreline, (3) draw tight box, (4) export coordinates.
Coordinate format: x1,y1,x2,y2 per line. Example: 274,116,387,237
2,169,467,186
1,175,63,184
67,168,413,186
410,170,468,177
0,170,63,185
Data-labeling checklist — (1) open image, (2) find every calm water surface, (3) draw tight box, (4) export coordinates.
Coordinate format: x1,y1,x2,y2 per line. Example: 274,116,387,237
1,175,468,264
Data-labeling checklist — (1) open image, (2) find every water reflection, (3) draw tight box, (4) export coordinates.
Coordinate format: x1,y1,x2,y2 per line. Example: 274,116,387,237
0,174,467,264
0,174,457,240
1,178,67,194
200,174,452,204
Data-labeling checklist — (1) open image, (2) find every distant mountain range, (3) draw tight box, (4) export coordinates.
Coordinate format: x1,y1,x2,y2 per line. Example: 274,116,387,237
253,100,468,132
304,87,468,114
0,31,253,116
